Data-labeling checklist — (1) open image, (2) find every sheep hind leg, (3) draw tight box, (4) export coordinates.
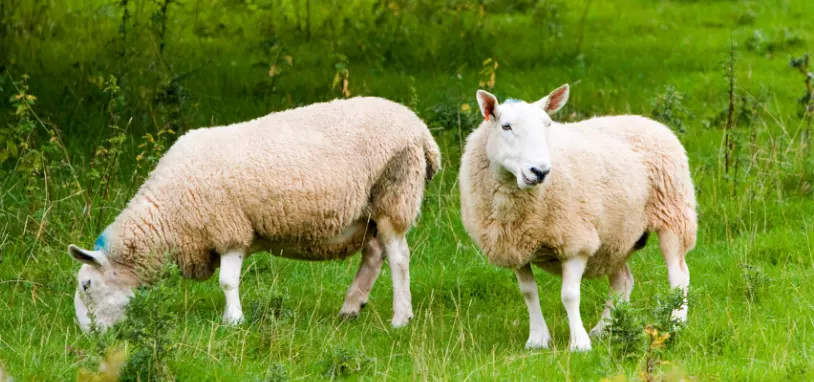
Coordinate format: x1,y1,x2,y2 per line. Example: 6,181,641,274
514,264,551,349
589,263,634,337
339,238,384,319
220,248,246,325
387,235,413,327
659,229,690,322
376,218,413,328
561,255,592,351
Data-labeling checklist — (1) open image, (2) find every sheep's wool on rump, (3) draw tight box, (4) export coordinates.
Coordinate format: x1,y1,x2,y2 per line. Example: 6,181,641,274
99,97,441,281
460,115,696,276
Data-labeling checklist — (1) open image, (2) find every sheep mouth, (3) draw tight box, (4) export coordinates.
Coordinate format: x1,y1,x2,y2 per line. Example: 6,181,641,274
522,174,538,186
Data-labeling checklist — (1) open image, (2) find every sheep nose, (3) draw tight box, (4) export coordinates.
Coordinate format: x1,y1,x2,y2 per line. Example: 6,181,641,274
529,167,550,184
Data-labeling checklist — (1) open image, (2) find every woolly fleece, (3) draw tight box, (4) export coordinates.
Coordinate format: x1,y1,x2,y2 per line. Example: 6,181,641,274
97,96,441,282
459,115,696,277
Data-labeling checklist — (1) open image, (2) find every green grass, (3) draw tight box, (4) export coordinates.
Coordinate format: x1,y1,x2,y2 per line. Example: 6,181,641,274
2,0,814,380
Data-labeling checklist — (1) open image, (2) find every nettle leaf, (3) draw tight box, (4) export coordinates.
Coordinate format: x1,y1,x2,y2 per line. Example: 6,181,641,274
7,141,18,157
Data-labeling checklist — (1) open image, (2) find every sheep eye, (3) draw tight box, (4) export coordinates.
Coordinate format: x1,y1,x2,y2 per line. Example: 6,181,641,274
501,123,512,131
82,280,91,292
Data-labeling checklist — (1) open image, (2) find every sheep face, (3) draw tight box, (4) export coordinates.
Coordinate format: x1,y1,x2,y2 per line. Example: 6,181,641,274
475,85,570,189
68,244,137,332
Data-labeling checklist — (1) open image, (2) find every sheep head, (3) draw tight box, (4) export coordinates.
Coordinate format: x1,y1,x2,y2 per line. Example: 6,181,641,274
68,236,138,332
475,84,569,189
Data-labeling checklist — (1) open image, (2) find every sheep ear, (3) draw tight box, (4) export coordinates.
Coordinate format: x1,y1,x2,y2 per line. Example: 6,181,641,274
68,244,109,268
476,90,499,121
535,84,570,114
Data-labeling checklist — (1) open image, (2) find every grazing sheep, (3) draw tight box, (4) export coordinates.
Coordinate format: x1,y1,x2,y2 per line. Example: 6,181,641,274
68,96,441,332
459,85,697,351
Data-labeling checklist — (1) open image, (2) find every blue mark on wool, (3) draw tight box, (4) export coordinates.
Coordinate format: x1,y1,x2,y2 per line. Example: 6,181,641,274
94,233,107,252
503,98,523,104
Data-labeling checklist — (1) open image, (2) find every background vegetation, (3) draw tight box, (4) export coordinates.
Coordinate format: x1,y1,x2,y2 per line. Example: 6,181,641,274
1,0,813,380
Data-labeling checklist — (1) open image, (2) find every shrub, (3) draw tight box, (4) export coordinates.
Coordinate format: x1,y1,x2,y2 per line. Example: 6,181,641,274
651,85,692,134
116,264,180,382
321,346,372,379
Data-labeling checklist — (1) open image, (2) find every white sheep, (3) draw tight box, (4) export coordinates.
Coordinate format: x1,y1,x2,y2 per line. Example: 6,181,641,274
459,85,697,351
68,96,441,331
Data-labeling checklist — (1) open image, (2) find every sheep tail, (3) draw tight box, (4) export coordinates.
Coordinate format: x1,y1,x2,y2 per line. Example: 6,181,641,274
422,128,442,180
647,141,698,253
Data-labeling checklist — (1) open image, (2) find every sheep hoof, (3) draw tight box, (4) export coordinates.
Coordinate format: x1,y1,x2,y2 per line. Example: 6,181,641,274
338,310,360,320
569,331,592,352
391,314,413,328
222,312,244,326
589,323,608,338
338,300,368,320
670,307,688,323
525,337,550,350
569,343,592,352
589,328,606,338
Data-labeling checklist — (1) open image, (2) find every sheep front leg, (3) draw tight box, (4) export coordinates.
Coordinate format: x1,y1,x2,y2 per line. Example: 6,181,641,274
590,263,634,337
514,264,551,349
339,238,384,319
561,255,591,351
220,249,245,325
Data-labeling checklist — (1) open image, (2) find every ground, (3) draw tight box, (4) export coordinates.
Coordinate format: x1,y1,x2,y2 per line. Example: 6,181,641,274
1,0,813,380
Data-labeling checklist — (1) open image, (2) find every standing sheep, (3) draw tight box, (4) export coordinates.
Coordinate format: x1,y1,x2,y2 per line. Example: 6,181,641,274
459,85,697,351
68,96,441,332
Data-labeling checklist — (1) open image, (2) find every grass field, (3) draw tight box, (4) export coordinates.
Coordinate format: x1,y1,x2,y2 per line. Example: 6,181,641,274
1,0,814,380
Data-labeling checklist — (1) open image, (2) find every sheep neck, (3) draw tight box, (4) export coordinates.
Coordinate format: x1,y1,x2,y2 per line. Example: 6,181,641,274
110,194,176,284
476,149,553,267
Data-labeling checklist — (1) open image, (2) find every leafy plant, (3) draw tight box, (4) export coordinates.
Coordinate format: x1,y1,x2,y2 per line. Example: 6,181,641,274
407,76,420,114
739,263,770,303
248,290,292,325
1,74,39,172
651,84,692,134
1,73,76,199
606,299,644,358
332,53,351,98
532,0,566,38
264,363,288,382
116,264,180,382
478,58,498,90
737,8,757,26
605,289,687,360
86,75,129,214
790,53,813,154
77,348,127,382
641,325,673,382
745,28,804,56
321,346,372,379
650,287,686,343
427,101,481,134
